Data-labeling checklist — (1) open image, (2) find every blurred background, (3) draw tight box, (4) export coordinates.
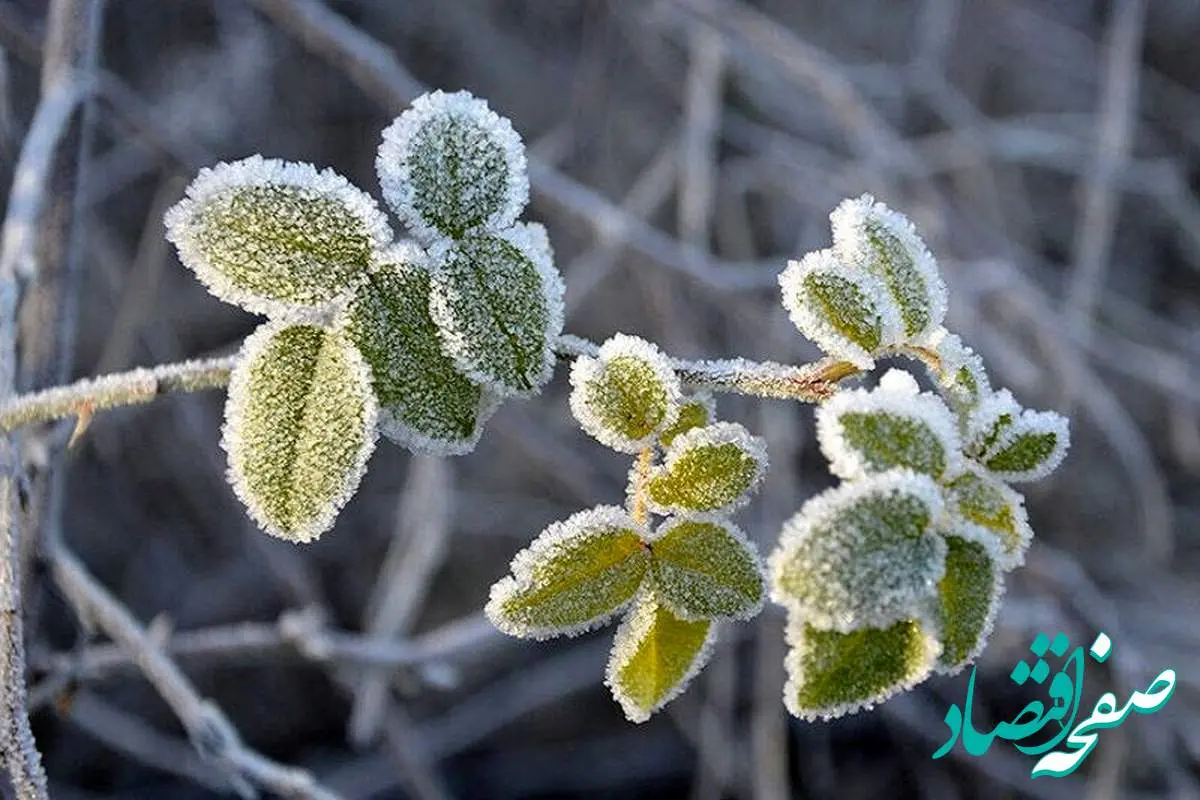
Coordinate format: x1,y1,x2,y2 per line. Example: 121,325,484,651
2,0,1199,797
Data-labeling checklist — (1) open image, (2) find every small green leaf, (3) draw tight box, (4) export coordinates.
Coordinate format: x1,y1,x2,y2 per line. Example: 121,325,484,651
569,334,682,453
944,469,1032,568
831,194,947,342
964,389,1019,457
165,155,391,317
927,329,990,410
606,592,714,723
816,369,959,480
646,422,767,514
783,617,938,720
428,224,564,397
770,471,946,632
982,409,1069,482
651,517,764,621
935,535,1002,673
341,244,496,455
222,321,378,542
377,90,529,241
658,393,715,448
779,249,900,369
486,506,650,639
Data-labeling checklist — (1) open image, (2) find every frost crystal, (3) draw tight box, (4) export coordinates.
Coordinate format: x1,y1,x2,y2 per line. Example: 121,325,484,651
926,328,990,409
816,368,961,480
779,249,901,369
165,155,391,319
377,89,529,242
657,392,716,448
605,590,717,723
428,223,565,397
486,506,650,640
650,516,765,621
340,243,498,456
569,334,682,453
830,194,948,344
783,615,939,721
645,422,768,515
933,534,1004,674
943,466,1032,569
980,409,1070,482
964,388,1021,457
770,470,946,633
222,320,378,543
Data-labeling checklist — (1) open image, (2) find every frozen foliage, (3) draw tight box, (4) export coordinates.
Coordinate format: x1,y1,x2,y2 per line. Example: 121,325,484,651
645,422,768,514
428,224,565,397
770,470,947,633
978,408,1071,482
569,334,682,453
816,368,962,480
657,392,716,448
943,466,1033,569
341,243,498,456
926,328,990,410
779,249,900,369
650,516,764,621
932,534,1005,673
783,615,940,721
165,155,391,319
377,90,529,242
605,590,717,723
830,194,948,344
485,506,650,640
221,321,378,543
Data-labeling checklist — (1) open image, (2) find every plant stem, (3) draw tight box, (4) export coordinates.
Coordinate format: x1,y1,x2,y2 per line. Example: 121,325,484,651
630,447,655,526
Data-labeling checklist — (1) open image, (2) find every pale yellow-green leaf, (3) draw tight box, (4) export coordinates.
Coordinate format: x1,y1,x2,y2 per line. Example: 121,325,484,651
606,592,714,722
646,422,767,514
658,394,714,448
943,469,1032,569
935,535,1002,673
222,321,378,543
651,517,764,621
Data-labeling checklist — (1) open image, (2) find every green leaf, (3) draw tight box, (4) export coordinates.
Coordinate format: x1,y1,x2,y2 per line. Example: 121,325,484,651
816,369,959,480
927,329,990,410
569,334,682,453
658,394,715,448
606,592,714,723
982,409,1070,482
943,469,1032,569
377,90,529,241
165,155,390,317
651,517,764,621
779,249,900,369
646,422,767,514
770,471,946,632
783,617,938,720
486,506,650,639
831,194,947,342
222,321,378,542
935,535,1002,673
341,244,496,456
428,224,564,397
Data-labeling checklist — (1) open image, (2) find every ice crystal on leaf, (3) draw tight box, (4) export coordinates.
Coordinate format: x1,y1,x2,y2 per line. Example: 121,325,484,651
926,328,990,410
980,409,1070,482
658,392,715,449
165,155,391,319
222,321,378,543
650,516,764,621
569,334,682,453
377,89,529,242
830,194,948,344
770,470,947,633
645,422,768,515
933,534,1004,673
943,466,1032,569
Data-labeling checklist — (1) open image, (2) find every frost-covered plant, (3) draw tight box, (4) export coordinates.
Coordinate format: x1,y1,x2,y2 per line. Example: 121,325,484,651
147,89,1071,724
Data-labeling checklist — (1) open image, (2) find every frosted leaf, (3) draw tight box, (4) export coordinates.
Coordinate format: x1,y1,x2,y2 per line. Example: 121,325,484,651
568,334,682,453
783,615,939,720
486,506,650,640
340,243,500,456
222,321,378,543
770,470,946,633
925,328,990,409
651,516,765,621
980,409,1070,483
963,388,1021,458
933,534,1004,674
816,367,961,480
779,249,901,369
943,466,1032,569
645,422,768,515
164,155,391,318
377,89,529,241
428,223,565,397
830,194,947,343
605,590,716,723
658,392,716,449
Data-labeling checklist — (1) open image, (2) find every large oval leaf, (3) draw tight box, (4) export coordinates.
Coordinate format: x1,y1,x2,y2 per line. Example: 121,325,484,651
651,517,764,621
222,321,378,542
934,534,1003,673
342,243,497,456
165,155,391,317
